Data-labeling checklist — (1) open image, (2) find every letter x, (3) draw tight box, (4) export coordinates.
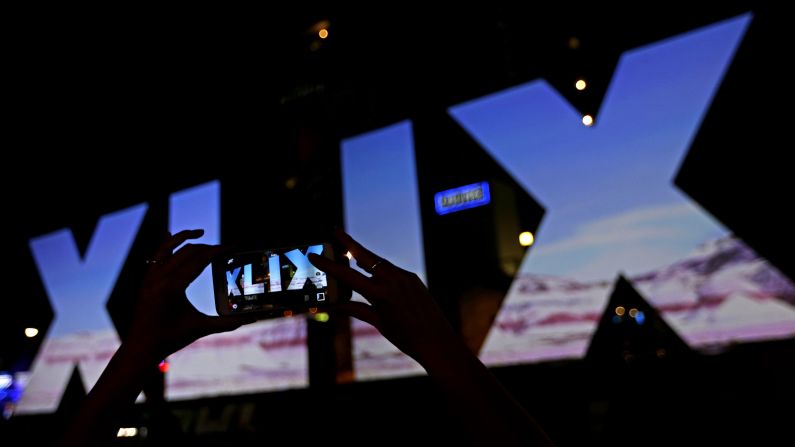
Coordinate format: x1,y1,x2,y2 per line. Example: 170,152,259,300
284,245,324,290
450,13,795,364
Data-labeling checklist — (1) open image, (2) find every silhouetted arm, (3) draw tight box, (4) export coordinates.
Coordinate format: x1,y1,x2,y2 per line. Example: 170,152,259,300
310,229,556,446
56,337,162,446
57,230,251,447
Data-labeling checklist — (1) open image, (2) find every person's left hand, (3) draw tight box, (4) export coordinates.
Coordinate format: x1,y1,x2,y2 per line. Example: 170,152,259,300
308,229,462,367
127,229,253,361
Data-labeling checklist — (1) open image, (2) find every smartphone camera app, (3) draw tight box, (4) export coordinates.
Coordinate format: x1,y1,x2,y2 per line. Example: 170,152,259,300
214,243,337,317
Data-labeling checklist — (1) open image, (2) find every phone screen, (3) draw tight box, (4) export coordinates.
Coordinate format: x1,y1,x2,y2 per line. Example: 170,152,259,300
213,243,332,315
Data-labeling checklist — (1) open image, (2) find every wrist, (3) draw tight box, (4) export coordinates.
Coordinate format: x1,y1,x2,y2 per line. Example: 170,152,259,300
415,330,480,376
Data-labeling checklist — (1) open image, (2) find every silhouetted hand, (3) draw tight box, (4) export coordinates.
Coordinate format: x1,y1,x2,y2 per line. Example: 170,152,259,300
308,228,459,366
57,229,254,447
129,229,251,361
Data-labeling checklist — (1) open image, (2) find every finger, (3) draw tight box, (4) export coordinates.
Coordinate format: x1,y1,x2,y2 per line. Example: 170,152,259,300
333,228,383,273
166,244,225,287
308,253,379,299
154,229,205,262
333,301,382,330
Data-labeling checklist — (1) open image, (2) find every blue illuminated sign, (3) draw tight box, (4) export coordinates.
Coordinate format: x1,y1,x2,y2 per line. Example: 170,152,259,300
434,182,491,215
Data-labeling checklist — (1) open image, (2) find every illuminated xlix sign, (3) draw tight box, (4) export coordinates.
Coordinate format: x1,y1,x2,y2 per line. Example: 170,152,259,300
20,11,795,408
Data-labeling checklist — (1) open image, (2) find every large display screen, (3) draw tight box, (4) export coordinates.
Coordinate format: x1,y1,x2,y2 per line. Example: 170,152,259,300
342,12,795,376
14,11,794,411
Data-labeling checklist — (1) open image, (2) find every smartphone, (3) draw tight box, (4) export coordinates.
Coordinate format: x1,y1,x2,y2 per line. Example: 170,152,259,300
212,242,350,318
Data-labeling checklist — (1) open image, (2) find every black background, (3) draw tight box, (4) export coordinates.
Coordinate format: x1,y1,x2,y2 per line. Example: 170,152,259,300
2,1,793,445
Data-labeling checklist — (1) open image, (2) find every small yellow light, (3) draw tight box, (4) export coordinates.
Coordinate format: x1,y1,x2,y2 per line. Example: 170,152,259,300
117,428,138,438
318,29,329,39
315,312,330,323
575,79,587,90
582,115,594,126
518,231,535,247
629,308,638,318
345,251,353,260
309,307,318,314
285,177,298,189
25,328,39,338
615,306,625,316
568,37,580,50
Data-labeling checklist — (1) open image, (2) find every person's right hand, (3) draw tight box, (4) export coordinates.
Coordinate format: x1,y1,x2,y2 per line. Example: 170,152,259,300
130,229,251,361
308,229,463,366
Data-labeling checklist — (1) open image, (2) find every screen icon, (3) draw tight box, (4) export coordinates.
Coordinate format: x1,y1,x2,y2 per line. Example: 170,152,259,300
316,292,326,302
